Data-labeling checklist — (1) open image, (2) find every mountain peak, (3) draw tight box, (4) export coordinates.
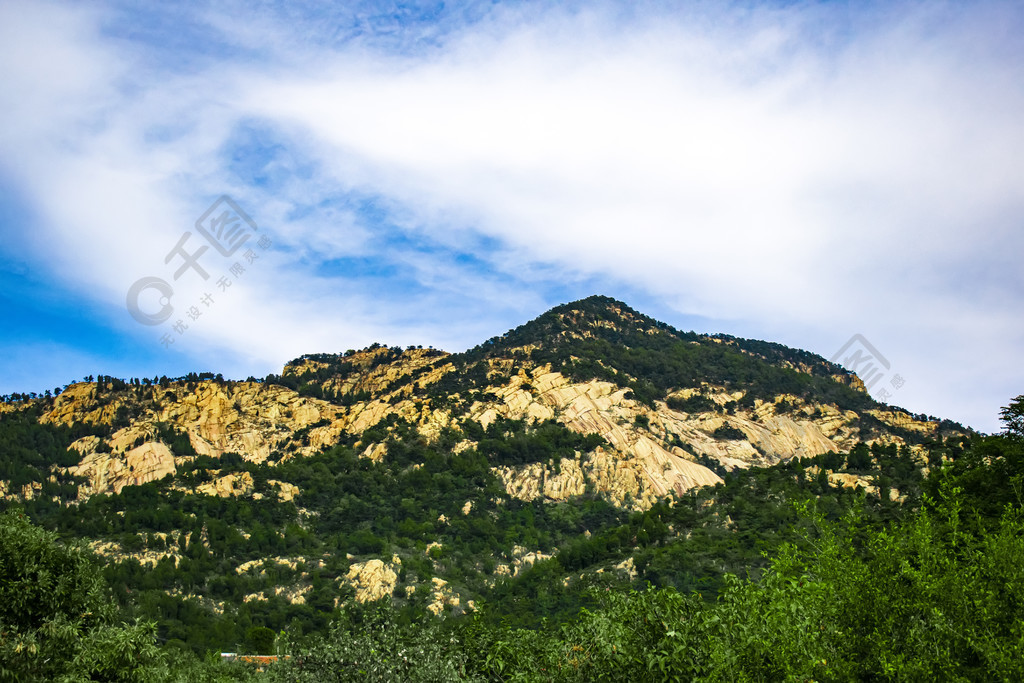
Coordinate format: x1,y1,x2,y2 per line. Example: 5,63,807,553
468,295,666,358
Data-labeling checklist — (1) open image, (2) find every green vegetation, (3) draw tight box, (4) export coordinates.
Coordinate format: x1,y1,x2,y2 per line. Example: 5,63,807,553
0,297,1005,678
3,396,1018,679
0,510,162,682
711,423,746,440
2,411,625,652
265,605,469,682
460,495,1024,680
0,406,91,499
456,296,881,415
451,398,1024,680
274,394,1024,679
465,417,606,467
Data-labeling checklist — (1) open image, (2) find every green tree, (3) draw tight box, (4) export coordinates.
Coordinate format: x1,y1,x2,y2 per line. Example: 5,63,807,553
0,511,162,681
268,604,468,682
1000,394,1024,437
245,626,277,655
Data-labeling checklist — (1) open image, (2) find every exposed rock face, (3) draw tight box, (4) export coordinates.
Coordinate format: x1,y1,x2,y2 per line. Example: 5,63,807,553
285,347,453,401
1,480,44,502
361,442,388,462
871,409,939,435
268,480,300,502
32,355,461,498
465,368,943,509
826,471,875,492
494,453,599,504
425,577,468,616
513,549,554,576
235,556,324,576
11,330,948,509
196,471,254,498
805,467,903,502
69,442,176,495
0,300,967,625
46,381,343,467
615,556,637,580
475,370,724,508
345,559,399,603
90,538,180,569
32,380,354,496
494,545,556,578
244,585,311,605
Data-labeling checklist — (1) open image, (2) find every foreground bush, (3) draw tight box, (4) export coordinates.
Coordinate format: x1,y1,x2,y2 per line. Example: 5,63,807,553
0,510,162,682
458,491,1024,681
266,605,471,682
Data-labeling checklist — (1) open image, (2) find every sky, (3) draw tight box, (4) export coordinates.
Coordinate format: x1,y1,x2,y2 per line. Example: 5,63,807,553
0,0,1022,433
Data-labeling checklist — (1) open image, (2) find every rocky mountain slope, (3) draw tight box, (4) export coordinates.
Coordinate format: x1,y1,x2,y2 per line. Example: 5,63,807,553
0,296,969,649
12,297,951,505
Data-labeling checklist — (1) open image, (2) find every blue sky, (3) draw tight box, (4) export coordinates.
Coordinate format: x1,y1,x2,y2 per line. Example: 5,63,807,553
1,0,1023,432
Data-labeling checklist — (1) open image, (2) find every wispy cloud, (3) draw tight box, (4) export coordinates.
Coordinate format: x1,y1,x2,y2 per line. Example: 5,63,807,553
1,0,1022,430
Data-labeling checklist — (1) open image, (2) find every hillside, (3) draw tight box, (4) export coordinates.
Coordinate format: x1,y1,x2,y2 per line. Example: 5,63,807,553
0,296,972,655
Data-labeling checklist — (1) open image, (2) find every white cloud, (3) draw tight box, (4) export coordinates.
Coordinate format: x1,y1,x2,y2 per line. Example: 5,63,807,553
1,1,1022,430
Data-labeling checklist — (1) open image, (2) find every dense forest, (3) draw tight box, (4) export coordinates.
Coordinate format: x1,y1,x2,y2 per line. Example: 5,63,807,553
457,296,880,412
0,297,1002,679
3,399,942,647
3,393,1019,680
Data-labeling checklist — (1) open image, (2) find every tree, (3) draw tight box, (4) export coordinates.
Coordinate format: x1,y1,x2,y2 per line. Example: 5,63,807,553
267,605,467,682
1000,395,1024,437
846,443,871,470
246,626,277,655
0,511,162,681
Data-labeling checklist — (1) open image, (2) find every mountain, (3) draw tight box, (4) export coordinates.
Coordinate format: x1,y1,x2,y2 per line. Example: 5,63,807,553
0,296,971,654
